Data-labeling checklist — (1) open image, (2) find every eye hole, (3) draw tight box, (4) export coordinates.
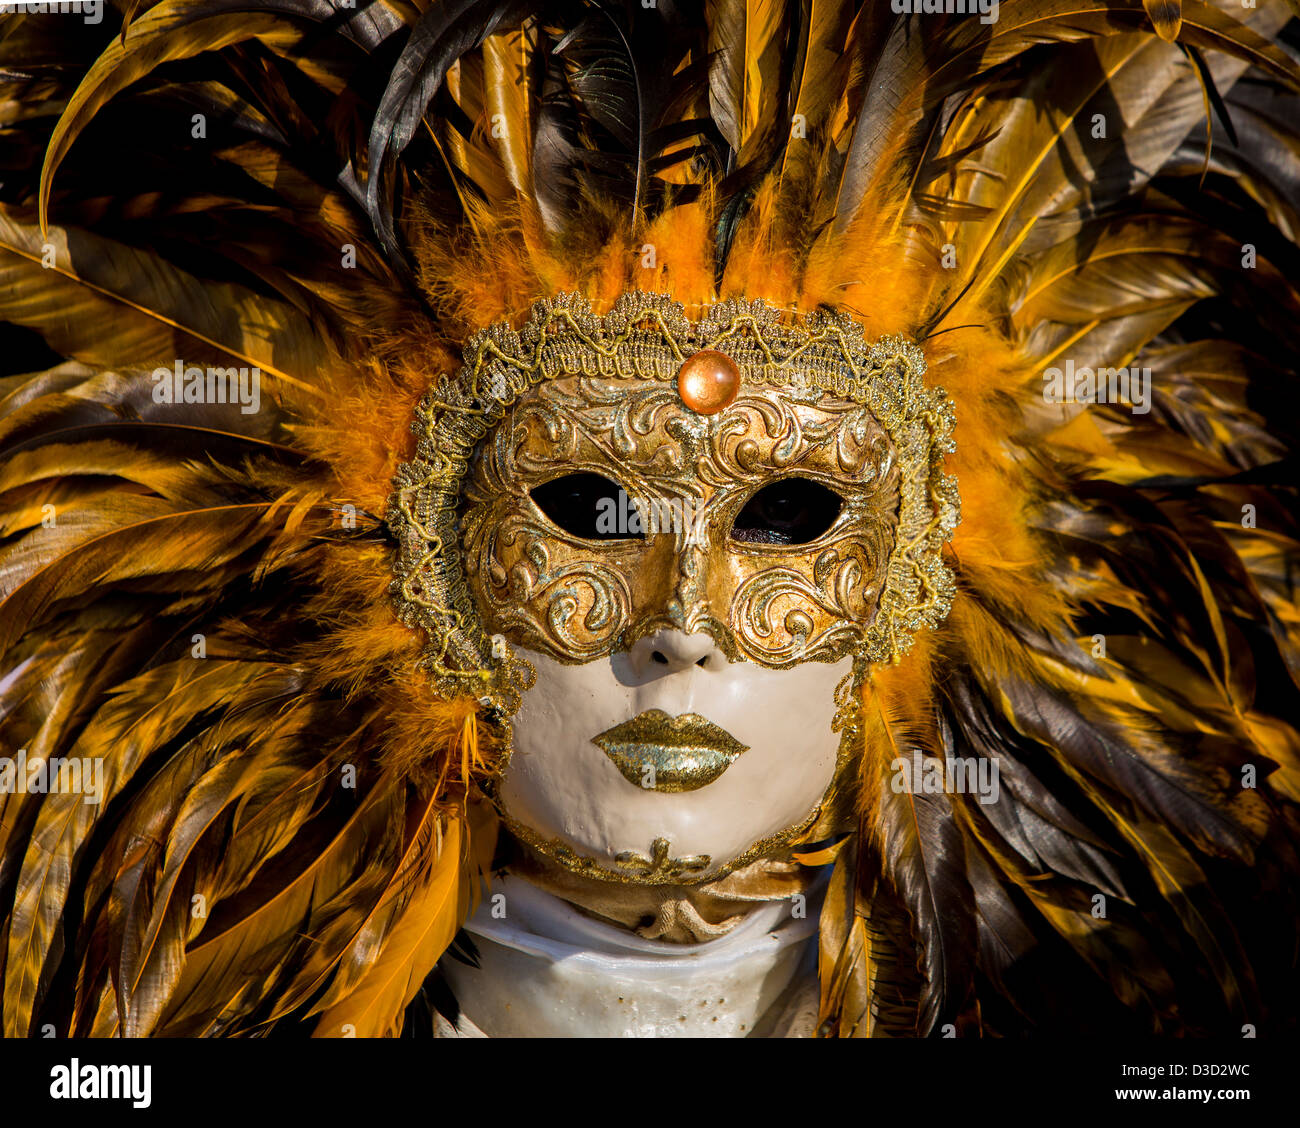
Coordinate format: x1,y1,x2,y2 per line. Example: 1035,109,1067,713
731,478,843,546
529,472,644,541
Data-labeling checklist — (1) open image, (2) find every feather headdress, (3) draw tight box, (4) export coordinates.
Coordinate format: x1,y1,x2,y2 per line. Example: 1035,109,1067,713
0,0,1297,1036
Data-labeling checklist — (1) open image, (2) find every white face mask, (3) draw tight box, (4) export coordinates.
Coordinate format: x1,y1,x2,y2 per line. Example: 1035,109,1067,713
497,628,851,884
387,299,956,889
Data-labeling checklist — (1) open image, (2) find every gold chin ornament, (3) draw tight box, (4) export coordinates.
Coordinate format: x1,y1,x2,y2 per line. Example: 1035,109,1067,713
389,290,960,883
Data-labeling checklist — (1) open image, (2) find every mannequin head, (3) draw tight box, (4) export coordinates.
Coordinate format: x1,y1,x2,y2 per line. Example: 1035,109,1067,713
389,293,957,885
462,373,897,881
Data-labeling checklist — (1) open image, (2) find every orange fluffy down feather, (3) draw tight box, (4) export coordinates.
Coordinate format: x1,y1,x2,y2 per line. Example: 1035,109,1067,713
0,0,1297,1036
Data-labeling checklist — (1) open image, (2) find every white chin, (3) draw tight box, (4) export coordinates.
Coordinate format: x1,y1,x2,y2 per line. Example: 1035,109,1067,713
497,630,850,881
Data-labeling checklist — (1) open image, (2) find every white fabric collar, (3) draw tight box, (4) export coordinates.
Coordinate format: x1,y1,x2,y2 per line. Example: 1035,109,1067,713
438,874,820,1037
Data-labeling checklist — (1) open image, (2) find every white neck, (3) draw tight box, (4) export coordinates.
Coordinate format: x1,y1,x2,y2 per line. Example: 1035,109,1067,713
437,874,820,1037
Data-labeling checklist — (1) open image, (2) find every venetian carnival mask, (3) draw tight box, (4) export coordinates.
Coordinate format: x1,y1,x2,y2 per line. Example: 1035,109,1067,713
390,292,959,885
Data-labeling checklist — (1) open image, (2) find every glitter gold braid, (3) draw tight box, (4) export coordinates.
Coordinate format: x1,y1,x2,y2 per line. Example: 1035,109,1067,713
388,291,960,716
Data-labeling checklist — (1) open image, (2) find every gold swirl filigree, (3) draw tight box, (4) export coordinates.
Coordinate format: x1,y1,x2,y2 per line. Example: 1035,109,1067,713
462,377,899,666
388,292,960,715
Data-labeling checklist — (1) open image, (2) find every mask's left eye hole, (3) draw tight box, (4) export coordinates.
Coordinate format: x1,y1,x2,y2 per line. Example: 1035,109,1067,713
529,472,645,541
731,477,843,546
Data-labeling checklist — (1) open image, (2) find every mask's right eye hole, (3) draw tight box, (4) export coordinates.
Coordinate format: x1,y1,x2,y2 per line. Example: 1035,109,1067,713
730,477,844,546
529,473,644,541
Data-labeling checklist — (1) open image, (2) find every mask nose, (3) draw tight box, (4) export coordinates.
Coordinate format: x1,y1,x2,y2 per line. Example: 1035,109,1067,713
628,628,726,675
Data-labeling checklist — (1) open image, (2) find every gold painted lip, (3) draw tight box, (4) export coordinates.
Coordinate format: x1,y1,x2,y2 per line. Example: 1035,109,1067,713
593,709,750,793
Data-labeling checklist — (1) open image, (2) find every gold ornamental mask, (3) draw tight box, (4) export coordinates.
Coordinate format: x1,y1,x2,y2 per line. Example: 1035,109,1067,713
391,291,959,706
388,291,959,884
463,373,903,668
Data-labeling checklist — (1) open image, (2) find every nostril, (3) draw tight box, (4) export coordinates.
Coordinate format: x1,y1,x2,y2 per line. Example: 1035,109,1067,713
652,651,669,665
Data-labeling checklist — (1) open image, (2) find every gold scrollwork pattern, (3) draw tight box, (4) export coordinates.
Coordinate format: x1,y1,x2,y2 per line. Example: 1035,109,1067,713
389,291,959,713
